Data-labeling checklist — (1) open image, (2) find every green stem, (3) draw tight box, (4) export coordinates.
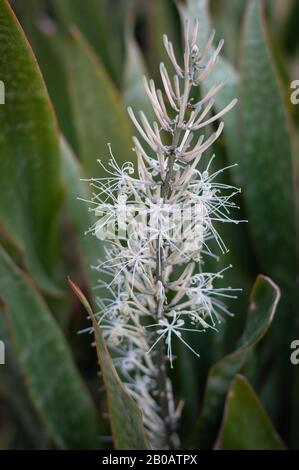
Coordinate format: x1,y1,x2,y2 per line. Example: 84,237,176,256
154,140,178,448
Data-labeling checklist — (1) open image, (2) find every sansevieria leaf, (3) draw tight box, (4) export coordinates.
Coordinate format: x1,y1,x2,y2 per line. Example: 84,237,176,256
123,30,154,121
61,136,102,290
240,1,297,425
0,0,61,294
51,0,126,86
240,0,297,290
0,315,49,449
188,275,280,449
65,27,134,177
182,0,240,183
0,248,101,449
216,375,286,450
69,279,149,450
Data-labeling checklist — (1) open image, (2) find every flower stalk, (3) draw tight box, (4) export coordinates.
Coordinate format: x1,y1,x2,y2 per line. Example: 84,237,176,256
83,19,243,449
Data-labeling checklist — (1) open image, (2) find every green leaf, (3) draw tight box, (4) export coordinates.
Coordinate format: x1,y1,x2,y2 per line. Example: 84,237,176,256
0,0,61,294
240,0,297,290
9,0,78,151
50,0,124,85
179,0,254,359
0,247,101,449
60,136,102,289
143,0,182,87
210,0,246,64
181,0,241,185
0,316,50,449
282,0,299,57
182,0,296,428
189,275,280,449
69,278,149,450
123,32,154,121
216,375,286,450
240,2,297,423
65,26,134,176
291,366,299,447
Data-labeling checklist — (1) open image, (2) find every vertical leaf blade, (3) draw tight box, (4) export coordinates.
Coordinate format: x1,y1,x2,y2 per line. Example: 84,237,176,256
61,136,102,289
188,275,280,449
123,34,154,121
69,279,149,450
0,248,101,449
182,0,241,181
0,0,61,293
51,0,128,86
217,375,286,450
65,27,134,176
240,0,296,288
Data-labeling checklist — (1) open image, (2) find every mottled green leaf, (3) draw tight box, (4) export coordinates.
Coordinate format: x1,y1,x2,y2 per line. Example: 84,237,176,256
61,136,102,289
0,248,101,449
143,0,182,87
123,31,154,121
51,0,123,85
240,0,297,290
210,0,246,64
0,0,61,294
180,0,254,355
0,316,50,449
181,0,241,184
65,27,134,176
10,1,78,151
189,275,280,449
239,3,297,425
216,375,286,449
69,279,149,450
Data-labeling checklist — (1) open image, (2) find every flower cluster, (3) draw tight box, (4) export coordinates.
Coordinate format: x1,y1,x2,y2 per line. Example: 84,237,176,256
83,20,242,448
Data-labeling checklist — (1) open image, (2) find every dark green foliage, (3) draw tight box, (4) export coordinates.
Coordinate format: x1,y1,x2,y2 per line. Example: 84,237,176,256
0,0,298,450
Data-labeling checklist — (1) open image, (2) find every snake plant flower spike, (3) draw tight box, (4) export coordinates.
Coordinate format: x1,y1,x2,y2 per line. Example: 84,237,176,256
82,19,243,449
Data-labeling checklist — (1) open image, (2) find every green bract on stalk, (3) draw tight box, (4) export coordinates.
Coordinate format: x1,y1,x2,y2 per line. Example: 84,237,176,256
82,20,244,449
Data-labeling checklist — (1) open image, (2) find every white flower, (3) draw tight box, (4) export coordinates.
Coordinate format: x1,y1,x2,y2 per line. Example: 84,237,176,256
83,19,242,449
146,312,201,368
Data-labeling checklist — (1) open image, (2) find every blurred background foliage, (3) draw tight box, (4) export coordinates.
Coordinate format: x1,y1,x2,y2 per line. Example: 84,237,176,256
0,0,298,450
